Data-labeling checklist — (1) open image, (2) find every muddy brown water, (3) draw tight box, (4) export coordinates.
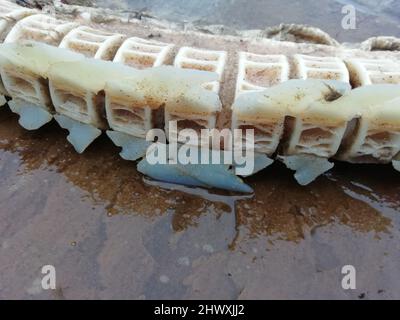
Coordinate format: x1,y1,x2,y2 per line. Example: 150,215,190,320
1,103,400,299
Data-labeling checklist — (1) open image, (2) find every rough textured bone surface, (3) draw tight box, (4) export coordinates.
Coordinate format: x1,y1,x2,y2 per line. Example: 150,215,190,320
2,69,53,112
279,155,334,186
345,58,400,87
0,0,36,41
167,46,226,145
1,3,400,187
235,52,289,96
49,59,134,130
174,46,226,92
336,86,400,163
0,0,36,102
59,26,125,60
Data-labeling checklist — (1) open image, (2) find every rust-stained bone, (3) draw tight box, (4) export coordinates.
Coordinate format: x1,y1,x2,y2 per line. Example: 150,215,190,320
113,36,174,68
107,36,175,138
0,0,400,187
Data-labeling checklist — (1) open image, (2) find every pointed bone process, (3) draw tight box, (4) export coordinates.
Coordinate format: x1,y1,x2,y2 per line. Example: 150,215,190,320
54,114,101,153
59,26,125,60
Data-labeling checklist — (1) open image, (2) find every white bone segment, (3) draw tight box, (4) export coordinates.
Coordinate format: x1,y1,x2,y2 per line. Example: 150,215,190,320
174,47,226,92
167,46,226,145
293,54,350,82
113,36,174,68
0,0,36,104
105,37,174,138
232,79,352,184
338,58,400,163
232,52,290,155
106,92,162,139
48,59,138,151
106,130,151,161
235,52,289,97
8,100,53,130
285,54,351,158
279,154,334,186
54,114,101,153
0,0,36,40
106,37,174,138
48,58,135,129
59,26,125,60
105,65,221,139
0,42,84,129
345,58,400,86
4,14,78,45
336,85,400,163
281,54,351,184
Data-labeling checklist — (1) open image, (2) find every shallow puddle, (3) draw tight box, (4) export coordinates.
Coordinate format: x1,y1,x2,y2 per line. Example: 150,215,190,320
1,105,400,299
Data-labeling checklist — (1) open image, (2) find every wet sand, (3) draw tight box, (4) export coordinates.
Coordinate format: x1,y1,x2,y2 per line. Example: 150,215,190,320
1,0,400,300
1,105,400,299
